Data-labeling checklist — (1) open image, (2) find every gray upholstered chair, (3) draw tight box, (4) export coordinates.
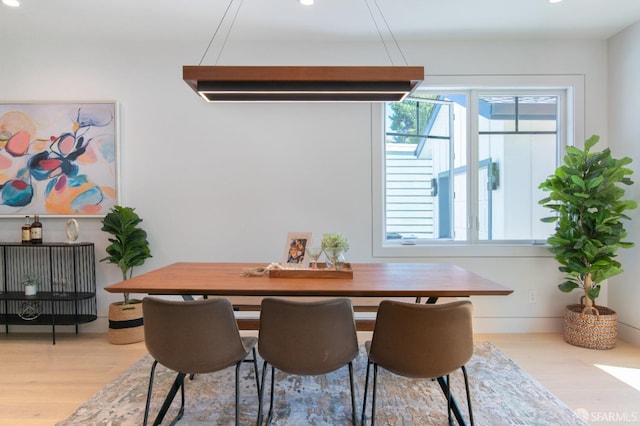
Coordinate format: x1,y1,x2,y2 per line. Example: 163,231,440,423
362,299,475,426
142,297,259,426
257,297,359,425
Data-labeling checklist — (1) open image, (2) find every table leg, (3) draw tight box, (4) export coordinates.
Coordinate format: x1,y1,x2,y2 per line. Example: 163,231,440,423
414,296,440,304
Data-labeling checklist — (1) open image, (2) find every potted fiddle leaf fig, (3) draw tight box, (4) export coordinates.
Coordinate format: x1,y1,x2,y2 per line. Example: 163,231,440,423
538,135,636,349
100,205,152,344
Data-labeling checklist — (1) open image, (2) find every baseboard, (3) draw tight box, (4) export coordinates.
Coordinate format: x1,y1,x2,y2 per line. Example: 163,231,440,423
472,317,564,333
8,315,634,338
617,322,640,346
3,315,570,336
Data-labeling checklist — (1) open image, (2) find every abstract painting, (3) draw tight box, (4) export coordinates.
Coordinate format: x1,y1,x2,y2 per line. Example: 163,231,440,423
0,102,118,216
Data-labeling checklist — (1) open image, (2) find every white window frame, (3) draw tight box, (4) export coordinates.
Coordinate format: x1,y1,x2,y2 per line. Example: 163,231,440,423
372,74,585,258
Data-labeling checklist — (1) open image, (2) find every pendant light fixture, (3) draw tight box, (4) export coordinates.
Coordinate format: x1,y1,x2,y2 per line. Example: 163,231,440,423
183,0,424,102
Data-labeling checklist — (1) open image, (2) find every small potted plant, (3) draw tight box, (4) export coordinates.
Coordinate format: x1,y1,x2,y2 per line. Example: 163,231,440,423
539,135,636,349
23,274,39,296
321,233,350,269
101,205,152,344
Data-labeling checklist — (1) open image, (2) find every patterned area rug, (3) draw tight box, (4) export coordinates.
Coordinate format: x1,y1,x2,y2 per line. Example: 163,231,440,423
57,342,587,425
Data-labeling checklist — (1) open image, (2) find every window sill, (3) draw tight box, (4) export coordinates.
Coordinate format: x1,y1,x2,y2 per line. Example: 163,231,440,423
373,242,552,258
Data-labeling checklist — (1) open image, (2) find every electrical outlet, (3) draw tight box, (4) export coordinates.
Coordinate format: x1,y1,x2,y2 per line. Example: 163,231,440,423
528,290,537,304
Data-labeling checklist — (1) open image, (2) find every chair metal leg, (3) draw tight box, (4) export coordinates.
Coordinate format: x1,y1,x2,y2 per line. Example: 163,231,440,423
362,360,471,426
143,360,159,426
362,359,371,425
143,360,185,426
252,347,261,397
348,361,356,425
241,348,261,395
267,365,275,425
235,349,261,426
235,361,241,426
461,366,474,426
233,348,262,425
257,360,357,425
167,384,185,426
242,347,261,424
257,360,269,426
371,363,378,426
436,375,466,426
446,374,452,425
152,372,186,426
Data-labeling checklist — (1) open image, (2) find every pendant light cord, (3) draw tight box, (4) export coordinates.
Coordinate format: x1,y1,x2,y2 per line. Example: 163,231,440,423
200,0,408,66
198,0,244,66
364,0,409,66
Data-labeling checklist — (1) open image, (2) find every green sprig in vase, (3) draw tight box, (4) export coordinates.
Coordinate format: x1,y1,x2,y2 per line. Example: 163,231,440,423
321,233,350,270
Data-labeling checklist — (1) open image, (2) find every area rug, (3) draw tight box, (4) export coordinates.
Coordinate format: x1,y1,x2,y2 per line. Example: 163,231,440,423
56,342,587,425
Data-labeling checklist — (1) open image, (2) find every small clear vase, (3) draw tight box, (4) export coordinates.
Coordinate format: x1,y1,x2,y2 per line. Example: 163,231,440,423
323,247,345,270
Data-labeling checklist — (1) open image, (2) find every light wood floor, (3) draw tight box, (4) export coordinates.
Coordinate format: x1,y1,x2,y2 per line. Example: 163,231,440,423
0,332,639,425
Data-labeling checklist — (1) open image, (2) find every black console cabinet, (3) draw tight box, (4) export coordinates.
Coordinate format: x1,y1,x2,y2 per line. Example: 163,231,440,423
0,242,97,344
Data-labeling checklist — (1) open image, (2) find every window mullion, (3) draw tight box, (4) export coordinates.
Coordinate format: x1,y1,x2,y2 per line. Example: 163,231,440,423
467,90,480,243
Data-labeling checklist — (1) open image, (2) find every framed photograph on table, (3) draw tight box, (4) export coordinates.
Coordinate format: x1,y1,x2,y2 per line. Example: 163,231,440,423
283,232,312,267
0,101,118,217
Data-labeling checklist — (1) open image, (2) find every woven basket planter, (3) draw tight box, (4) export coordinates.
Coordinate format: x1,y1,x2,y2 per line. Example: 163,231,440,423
108,300,144,345
563,304,617,350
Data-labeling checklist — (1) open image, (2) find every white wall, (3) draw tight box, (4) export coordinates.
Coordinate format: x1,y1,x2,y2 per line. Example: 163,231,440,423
0,34,624,336
608,22,640,345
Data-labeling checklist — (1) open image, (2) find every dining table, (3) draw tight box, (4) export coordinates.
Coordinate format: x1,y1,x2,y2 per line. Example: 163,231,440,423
105,261,512,426
104,261,512,300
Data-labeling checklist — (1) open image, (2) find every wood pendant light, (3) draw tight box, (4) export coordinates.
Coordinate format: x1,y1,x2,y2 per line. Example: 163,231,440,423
183,65,424,102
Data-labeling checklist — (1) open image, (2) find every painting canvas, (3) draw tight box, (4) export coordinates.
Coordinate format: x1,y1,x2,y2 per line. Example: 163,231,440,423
0,102,118,217
283,232,312,267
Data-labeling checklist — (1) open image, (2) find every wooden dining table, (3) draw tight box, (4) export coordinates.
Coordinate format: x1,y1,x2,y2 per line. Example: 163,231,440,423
104,261,513,300
105,261,512,426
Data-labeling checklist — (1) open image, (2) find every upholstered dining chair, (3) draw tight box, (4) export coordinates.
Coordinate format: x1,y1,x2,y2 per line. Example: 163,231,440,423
257,297,360,425
361,299,475,426
142,297,259,426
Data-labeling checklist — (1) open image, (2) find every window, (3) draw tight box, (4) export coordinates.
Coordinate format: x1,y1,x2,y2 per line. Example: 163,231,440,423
373,76,583,257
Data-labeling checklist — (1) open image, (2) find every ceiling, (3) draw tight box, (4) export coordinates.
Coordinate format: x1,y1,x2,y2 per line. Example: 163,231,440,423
2,0,640,44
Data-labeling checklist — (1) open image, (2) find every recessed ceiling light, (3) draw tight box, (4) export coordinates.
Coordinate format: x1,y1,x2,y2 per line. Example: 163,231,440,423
2,0,21,7
549,0,562,3
298,0,314,5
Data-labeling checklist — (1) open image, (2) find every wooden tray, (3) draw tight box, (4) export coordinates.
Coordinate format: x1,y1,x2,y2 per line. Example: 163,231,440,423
268,263,353,279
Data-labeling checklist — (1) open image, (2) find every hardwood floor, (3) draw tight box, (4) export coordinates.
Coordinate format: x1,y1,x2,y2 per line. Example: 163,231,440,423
477,333,640,425
0,333,147,426
0,332,639,425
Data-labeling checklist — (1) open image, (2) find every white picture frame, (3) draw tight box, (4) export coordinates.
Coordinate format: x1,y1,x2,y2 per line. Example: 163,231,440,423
283,232,312,267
